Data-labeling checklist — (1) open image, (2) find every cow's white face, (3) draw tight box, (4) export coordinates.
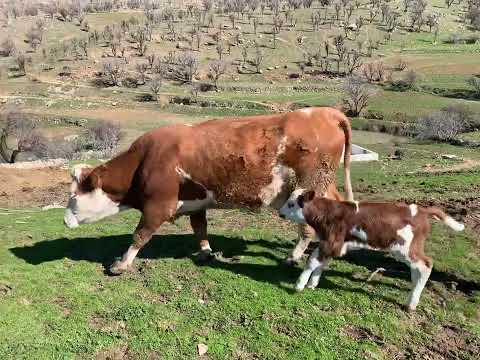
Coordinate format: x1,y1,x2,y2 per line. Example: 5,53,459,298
64,165,121,228
279,189,307,224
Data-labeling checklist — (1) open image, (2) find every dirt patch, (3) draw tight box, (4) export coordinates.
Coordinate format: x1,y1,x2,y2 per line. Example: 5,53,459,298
0,166,70,208
421,159,480,174
342,325,384,345
95,344,130,360
53,296,72,317
419,324,480,360
89,314,127,334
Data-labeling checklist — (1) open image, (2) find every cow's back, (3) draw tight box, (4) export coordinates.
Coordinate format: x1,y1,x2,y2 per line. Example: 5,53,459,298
139,107,348,207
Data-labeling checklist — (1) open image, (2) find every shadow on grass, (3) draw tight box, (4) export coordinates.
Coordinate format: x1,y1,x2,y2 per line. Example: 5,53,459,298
343,250,480,296
10,233,480,302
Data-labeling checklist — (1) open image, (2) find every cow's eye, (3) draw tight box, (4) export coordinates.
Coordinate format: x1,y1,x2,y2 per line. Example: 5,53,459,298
288,202,294,208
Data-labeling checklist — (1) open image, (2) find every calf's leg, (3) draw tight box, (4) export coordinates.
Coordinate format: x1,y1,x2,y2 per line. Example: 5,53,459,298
296,248,330,291
306,257,330,289
406,256,432,311
109,201,177,275
286,224,316,265
190,210,213,260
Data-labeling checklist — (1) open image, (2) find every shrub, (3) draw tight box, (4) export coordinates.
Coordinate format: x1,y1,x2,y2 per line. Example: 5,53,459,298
0,38,15,57
467,76,480,98
416,109,469,141
88,121,121,157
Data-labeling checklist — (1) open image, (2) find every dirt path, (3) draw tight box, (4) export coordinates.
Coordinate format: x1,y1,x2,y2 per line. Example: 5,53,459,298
0,166,70,208
422,159,480,174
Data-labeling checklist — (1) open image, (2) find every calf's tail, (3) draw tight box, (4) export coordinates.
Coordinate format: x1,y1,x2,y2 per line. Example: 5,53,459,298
424,207,465,232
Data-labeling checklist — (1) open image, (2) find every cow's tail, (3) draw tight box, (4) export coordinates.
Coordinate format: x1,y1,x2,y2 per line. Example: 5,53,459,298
339,116,354,202
424,207,465,232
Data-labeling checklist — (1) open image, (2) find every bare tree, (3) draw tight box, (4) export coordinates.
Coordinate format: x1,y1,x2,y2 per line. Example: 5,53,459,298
102,60,125,86
410,0,427,32
241,45,249,65
0,110,46,163
136,62,148,85
150,76,162,101
79,38,88,58
362,61,387,83
172,52,199,84
132,28,148,56
334,35,347,72
253,43,263,73
342,76,375,116
89,121,121,157
146,54,156,69
416,110,468,141
272,16,283,48
13,52,29,75
445,0,455,8
0,38,15,57
345,50,362,74
216,42,225,60
208,59,227,89
26,25,43,52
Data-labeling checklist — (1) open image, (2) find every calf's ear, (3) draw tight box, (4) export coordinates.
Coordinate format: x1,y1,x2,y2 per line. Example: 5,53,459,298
298,190,315,208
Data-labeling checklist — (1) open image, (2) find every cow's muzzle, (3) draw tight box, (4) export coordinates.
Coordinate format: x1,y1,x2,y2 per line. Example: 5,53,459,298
64,208,79,228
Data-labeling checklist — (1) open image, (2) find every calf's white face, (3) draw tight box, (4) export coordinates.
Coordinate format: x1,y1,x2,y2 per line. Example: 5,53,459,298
279,189,307,224
64,165,122,228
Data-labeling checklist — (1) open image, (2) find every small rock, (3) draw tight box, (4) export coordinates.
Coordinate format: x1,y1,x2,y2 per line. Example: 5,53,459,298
42,204,65,211
267,66,273,70
197,343,208,356
441,154,460,160
274,65,279,69
111,102,117,106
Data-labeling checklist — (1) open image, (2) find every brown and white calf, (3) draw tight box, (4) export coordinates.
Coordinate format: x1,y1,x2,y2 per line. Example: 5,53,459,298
64,107,353,274
279,191,465,311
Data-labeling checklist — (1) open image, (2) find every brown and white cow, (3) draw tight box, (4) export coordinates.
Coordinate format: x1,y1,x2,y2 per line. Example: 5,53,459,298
278,191,465,311
64,107,354,274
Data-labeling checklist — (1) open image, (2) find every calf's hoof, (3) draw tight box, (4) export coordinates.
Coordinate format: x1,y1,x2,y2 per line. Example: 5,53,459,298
284,257,299,267
109,260,128,275
295,284,305,292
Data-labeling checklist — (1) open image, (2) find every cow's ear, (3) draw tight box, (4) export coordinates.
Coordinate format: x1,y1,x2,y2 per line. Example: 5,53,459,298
71,164,93,182
80,172,102,192
298,190,315,208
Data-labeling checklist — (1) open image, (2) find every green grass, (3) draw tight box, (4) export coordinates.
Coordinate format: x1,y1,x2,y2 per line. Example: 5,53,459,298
1,138,480,359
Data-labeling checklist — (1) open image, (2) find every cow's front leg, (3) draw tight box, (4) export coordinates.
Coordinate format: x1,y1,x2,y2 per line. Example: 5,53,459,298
109,201,176,275
190,210,213,261
286,223,316,265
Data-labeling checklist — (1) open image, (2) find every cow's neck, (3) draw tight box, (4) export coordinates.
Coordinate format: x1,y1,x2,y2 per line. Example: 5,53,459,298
96,148,143,204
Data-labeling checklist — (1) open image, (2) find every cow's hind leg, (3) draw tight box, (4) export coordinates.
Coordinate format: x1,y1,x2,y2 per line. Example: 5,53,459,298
286,223,316,265
190,210,214,261
109,201,177,275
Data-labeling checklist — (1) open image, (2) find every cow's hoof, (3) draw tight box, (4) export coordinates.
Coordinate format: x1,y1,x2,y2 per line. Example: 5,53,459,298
284,257,299,267
109,260,127,275
197,250,215,263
